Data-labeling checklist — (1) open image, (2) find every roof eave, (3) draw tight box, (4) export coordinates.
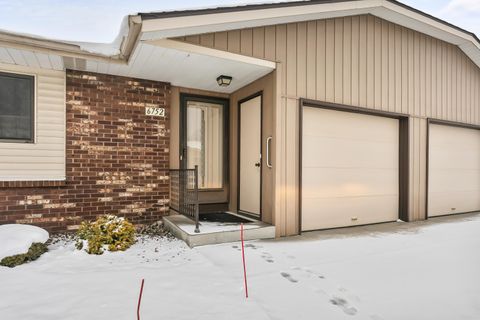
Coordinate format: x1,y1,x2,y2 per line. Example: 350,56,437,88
138,0,480,68
139,0,480,43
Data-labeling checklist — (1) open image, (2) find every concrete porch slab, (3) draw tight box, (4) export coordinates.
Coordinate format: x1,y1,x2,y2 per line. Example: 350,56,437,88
163,214,275,247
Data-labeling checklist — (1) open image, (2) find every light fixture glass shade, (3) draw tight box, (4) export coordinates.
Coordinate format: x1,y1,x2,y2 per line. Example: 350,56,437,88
216,75,233,87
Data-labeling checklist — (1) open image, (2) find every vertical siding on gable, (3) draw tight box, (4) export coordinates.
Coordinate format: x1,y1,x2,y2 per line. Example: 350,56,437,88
200,33,214,47
0,63,65,181
359,16,368,107
334,18,343,103
297,22,307,99
286,23,297,98
316,20,326,102
306,21,316,100
343,18,352,106
252,27,265,59
240,28,253,56
325,20,335,102
178,14,480,235
351,16,360,106
213,31,228,51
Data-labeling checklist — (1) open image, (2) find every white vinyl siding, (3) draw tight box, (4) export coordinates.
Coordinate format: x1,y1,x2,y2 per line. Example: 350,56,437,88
0,62,65,181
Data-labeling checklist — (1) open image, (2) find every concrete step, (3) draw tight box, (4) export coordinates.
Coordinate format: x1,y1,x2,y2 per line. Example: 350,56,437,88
163,214,275,247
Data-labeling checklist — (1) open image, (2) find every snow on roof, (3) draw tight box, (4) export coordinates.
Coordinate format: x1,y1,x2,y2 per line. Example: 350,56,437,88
67,16,130,56
0,15,131,58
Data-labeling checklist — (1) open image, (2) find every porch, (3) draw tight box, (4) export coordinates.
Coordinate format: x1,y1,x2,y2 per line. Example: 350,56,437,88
164,213,275,247
166,167,275,247
158,38,278,245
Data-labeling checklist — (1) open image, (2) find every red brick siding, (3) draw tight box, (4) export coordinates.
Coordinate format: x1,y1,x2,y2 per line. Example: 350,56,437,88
0,70,171,233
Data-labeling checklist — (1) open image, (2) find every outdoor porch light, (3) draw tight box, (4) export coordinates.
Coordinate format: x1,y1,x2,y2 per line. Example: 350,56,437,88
216,75,233,87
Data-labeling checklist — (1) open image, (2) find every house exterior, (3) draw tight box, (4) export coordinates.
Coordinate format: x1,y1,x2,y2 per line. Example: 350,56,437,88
0,0,479,236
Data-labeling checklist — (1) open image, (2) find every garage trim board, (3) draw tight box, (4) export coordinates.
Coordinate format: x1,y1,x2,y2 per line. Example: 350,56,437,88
426,119,480,218
299,99,410,233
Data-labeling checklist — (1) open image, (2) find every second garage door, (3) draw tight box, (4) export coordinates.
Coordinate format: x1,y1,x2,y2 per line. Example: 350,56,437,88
301,107,400,231
428,123,480,217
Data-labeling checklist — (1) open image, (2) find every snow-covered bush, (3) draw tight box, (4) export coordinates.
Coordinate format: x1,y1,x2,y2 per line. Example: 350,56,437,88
76,215,136,255
0,224,49,268
1,243,48,268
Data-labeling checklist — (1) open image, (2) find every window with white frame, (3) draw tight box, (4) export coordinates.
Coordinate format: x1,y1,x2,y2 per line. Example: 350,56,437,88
0,72,35,142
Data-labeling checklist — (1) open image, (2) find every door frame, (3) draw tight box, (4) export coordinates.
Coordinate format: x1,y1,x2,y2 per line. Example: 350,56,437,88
425,118,480,219
237,91,263,219
179,93,230,205
298,99,410,234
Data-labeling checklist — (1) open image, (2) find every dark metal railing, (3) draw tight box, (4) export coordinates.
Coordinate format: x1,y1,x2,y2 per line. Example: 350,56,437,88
169,166,200,233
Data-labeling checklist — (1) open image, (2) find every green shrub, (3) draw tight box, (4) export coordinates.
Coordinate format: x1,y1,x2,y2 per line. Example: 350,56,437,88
76,215,136,255
0,243,48,268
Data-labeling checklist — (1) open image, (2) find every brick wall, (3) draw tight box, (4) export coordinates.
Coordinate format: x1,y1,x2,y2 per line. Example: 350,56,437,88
0,70,171,233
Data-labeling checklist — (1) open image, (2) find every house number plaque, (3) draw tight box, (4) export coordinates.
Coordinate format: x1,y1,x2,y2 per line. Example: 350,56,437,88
145,107,165,117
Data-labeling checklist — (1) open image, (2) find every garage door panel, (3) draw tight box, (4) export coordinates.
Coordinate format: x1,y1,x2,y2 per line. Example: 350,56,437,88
303,137,399,168
430,146,480,169
303,108,398,142
302,195,398,231
428,124,480,217
301,107,400,231
428,191,480,216
429,124,480,146
302,167,398,199
429,170,480,192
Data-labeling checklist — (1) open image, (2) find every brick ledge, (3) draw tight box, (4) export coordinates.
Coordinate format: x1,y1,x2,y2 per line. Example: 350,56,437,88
0,180,67,188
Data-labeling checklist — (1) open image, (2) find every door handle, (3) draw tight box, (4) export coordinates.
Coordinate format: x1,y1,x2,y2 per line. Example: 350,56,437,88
180,147,186,161
255,162,261,168
266,136,273,168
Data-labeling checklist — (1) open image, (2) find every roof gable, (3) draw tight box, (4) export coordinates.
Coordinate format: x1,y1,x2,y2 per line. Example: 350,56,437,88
139,0,480,68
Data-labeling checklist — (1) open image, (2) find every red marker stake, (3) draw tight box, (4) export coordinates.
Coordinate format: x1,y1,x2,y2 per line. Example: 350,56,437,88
137,279,145,320
240,223,249,298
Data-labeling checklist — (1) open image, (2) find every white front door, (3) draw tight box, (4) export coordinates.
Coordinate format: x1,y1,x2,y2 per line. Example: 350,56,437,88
239,95,262,216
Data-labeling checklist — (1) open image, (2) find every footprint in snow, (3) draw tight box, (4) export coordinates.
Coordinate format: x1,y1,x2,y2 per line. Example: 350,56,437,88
330,297,357,316
292,266,325,279
337,287,361,303
304,268,325,279
245,244,260,250
261,252,274,263
280,272,298,283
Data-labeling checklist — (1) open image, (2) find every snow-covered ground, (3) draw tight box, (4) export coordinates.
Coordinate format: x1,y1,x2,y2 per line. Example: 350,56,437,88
1,214,479,320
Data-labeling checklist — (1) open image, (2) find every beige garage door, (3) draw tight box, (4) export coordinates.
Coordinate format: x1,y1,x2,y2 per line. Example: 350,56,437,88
301,107,399,231
428,124,480,217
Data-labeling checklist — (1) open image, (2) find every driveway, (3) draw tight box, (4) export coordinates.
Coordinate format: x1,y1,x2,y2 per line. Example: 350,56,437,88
198,213,480,320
